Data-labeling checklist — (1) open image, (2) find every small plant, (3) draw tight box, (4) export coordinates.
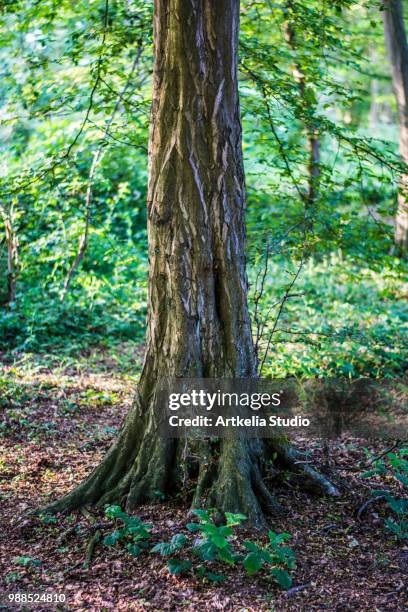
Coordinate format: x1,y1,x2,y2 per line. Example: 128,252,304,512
13,556,41,567
188,509,245,566
39,512,58,525
156,509,296,587
103,505,152,556
242,531,296,589
102,506,296,589
151,533,188,556
362,448,408,541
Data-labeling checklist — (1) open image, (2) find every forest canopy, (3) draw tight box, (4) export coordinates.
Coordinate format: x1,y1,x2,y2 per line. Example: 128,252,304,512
0,0,406,380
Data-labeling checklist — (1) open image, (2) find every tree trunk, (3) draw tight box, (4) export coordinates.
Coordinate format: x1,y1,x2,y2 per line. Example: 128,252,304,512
369,78,380,130
284,10,320,207
45,0,337,528
0,204,18,305
383,0,408,253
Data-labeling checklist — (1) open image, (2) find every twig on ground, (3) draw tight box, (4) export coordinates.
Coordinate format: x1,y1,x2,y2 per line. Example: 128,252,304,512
364,440,405,467
285,584,310,597
83,529,101,568
356,495,386,520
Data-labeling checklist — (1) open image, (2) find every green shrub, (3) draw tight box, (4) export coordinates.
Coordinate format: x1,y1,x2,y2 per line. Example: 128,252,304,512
362,448,408,540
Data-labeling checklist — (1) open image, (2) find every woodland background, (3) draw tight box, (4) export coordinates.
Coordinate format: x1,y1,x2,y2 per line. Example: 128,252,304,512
0,0,407,609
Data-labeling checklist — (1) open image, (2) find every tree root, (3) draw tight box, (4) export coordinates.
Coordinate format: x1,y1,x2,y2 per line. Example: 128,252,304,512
84,530,101,568
42,399,340,529
356,495,386,520
270,442,340,497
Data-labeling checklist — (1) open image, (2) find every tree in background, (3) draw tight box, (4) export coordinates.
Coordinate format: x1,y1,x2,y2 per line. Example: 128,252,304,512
283,1,320,208
0,203,18,305
383,0,408,253
46,0,338,527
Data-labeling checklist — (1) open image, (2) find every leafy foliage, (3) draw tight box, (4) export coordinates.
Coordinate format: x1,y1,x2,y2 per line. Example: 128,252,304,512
101,507,296,589
362,448,408,540
0,0,406,379
103,504,152,557
13,556,41,567
242,531,296,589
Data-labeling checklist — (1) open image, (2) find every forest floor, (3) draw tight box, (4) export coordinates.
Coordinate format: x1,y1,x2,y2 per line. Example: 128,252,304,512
0,344,407,611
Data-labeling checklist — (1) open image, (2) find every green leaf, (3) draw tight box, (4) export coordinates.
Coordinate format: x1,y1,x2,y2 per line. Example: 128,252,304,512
195,564,206,578
127,543,141,557
243,552,263,575
171,533,188,548
151,533,187,556
206,571,226,582
217,545,236,564
271,567,292,590
104,505,126,520
268,531,291,544
167,558,192,575
103,530,123,546
191,509,211,523
225,512,247,526
210,533,229,549
243,540,259,553
193,541,217,561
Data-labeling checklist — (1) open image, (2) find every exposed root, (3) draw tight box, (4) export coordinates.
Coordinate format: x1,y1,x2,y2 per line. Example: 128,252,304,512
357,495,386,520
272,442,341,497
43,398,340,528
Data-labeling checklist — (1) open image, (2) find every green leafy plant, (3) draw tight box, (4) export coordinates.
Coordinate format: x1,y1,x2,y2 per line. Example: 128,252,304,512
186,510,296,587
13,556,41,567
103,505,152,557
187,510,245,566
38,513,58,525
151,533,188,556
242,531,296,589
100,506,297,587
362,448,408,540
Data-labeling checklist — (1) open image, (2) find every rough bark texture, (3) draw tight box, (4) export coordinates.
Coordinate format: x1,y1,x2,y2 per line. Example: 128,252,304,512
45,0,338,528
383,0,408,253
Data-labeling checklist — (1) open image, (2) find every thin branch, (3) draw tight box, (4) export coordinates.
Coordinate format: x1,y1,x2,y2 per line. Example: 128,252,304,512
258,257,304,375
253,242,271,368
364,440,406,467
60,46,144,302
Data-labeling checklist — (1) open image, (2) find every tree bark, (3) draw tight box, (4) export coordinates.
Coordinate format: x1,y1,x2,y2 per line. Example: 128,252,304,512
284,10,320,207
45,0,338,528
383,0,408,253
0,203,18,305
